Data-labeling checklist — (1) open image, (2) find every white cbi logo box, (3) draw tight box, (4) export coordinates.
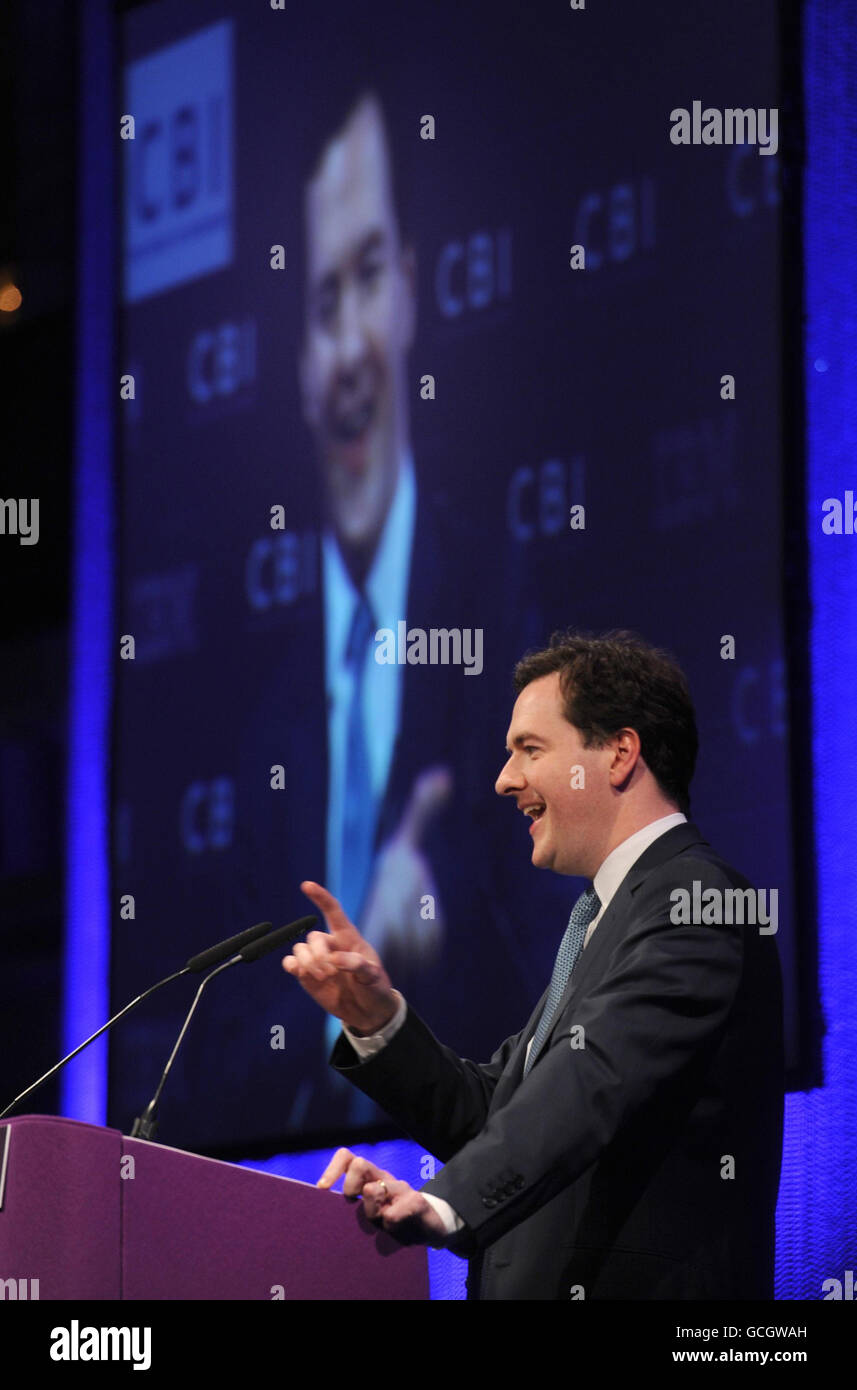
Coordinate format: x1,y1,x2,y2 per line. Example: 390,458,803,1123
123,20,234,303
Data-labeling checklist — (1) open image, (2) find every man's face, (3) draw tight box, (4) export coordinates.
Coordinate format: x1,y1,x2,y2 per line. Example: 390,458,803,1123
299,96,415,566
496,673,617,879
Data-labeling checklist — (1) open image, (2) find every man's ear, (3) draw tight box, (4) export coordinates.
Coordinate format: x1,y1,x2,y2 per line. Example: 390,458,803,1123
609,729,642,787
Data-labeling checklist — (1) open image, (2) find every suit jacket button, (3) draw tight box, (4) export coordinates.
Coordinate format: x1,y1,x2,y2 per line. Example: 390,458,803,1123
482,1197,497,1209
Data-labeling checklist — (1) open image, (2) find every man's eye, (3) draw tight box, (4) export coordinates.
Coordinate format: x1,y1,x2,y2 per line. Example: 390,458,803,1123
524,746,539,755
316,295,336,325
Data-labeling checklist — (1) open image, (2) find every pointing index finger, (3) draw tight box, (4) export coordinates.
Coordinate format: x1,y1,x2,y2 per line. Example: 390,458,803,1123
300,881,362,947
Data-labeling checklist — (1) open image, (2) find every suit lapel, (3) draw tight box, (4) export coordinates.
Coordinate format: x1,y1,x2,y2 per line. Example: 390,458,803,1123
515,822,708,1075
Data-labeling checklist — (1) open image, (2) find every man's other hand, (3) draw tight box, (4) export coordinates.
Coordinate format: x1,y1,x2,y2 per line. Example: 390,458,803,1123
317,1147,448,1247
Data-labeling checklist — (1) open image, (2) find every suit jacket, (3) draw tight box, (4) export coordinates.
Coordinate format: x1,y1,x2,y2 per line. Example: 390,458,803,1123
330,822,785,1300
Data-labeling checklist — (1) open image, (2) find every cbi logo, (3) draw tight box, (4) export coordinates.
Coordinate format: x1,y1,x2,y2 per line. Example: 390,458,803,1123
187,318,257,406
123,20,233,303
726,146,780,218
731,660,786,746
245,531,318,610
507,458,586,542
573,176,656,269
129,567,198,662
180,778,235,853
435,228,512,318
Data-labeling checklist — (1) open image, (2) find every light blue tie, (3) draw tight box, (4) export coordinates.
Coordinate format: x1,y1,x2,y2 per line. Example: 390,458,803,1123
524,886,600,1076
340,592,377,923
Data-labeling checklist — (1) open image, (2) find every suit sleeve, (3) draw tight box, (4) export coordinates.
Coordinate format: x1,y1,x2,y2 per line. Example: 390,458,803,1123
329,1010,530,1163
418,865,745,1254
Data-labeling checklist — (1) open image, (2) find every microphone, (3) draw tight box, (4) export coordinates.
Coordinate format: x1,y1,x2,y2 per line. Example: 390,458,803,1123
129,914,317,1141
186,921,282,973
237,916,317,962
0,921,274,1121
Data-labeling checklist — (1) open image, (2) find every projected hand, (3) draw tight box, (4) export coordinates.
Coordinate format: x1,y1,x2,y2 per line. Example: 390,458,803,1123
317,1148,448,1247
360,765,452,967
283,881,398,1035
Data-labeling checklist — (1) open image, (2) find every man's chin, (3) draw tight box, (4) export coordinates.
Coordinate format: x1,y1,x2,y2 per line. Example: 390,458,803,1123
532,845,579,876
329,493,382,562
327,457,389,544
531,843,551,870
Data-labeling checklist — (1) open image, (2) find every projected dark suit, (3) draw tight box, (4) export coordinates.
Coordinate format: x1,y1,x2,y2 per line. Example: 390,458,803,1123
179,486,526,1150
329,821,784,1300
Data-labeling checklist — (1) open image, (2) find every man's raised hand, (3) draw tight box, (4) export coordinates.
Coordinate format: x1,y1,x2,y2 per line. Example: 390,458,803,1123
282,881,398,1035
360,765,452,966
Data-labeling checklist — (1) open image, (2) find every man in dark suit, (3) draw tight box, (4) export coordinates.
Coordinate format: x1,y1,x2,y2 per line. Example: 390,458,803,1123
284,630,785,1299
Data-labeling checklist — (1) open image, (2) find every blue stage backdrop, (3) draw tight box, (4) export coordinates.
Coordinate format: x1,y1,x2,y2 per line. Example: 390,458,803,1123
773,0,857,1302
103,0,808,1161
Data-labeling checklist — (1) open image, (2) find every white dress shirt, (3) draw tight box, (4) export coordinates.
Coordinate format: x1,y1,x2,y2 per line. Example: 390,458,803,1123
341,811,688,1236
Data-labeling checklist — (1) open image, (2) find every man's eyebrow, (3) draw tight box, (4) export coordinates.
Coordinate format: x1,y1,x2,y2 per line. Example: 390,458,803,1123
505,732,543,753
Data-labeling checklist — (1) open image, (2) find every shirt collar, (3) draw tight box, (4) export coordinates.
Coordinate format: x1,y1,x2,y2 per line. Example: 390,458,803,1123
592,811,688,914
322,450,416,671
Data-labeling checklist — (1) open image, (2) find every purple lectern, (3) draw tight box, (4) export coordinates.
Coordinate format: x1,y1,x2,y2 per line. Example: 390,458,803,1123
0,1116,429,1299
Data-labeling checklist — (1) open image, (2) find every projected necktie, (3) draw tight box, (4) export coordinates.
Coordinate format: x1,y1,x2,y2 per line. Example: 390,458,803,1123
523,886,600,1077
340,592,377,924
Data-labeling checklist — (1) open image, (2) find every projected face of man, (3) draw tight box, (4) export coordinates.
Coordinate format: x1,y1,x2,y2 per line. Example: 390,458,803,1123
300,95,416,585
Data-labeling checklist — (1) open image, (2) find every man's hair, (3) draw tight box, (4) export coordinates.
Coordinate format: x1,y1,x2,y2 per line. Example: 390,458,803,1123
298,79,413,251
513,629,698,816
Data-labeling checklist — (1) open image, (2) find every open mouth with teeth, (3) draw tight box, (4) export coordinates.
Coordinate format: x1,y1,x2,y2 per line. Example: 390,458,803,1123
524,803,546,821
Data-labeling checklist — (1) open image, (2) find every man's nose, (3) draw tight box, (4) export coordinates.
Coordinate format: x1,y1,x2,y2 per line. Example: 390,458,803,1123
495,757,523,797
334,283,366,373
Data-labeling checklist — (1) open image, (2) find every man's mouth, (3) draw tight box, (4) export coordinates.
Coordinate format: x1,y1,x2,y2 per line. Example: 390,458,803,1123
523,802,546,832
332,397,374,442
330,398,375,476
